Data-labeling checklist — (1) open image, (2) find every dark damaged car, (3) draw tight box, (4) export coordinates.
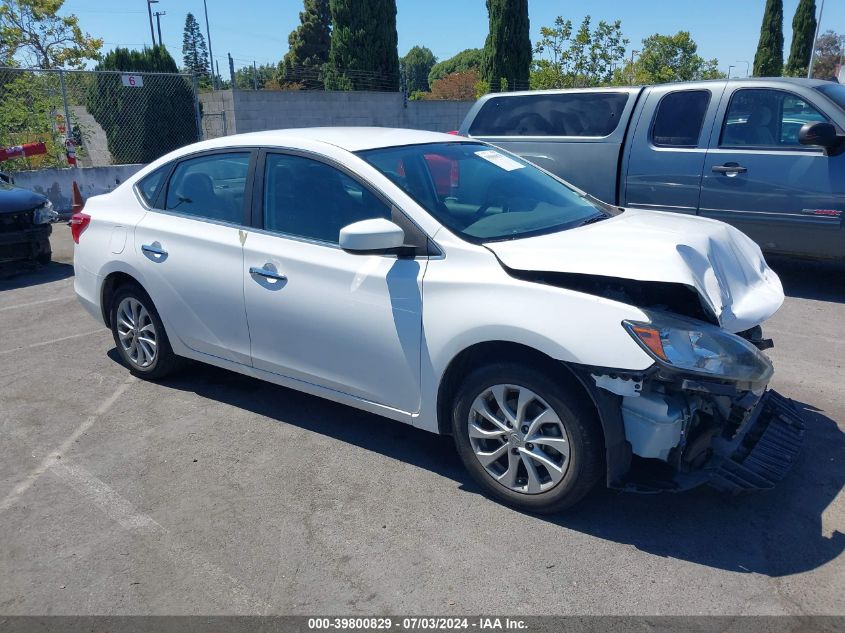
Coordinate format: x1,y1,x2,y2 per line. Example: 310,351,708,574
0,172,56,270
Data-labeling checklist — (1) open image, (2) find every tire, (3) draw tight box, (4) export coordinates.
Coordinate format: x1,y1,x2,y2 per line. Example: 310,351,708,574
452,362,603,513
109,283,182,380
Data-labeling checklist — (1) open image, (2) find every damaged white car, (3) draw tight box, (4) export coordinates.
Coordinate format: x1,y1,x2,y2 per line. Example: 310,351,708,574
72,128,804,512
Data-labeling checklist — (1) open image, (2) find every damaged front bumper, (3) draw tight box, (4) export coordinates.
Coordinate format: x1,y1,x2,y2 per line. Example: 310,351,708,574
572,364,805,494
0,224,51,266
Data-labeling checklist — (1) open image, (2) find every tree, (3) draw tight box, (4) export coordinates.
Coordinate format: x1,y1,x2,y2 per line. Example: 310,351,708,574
428,48,482,85
424,68,481,100
614,31,724,85
88,46,198,164
531,15,627,89
182,13,210,80
400,45,436,94
279,0,331,88
235,63,277,90
754,0,784,77
811,30,843,79
328,0,400,91
786,0,816,76
0,0,102,68
482,0,531,91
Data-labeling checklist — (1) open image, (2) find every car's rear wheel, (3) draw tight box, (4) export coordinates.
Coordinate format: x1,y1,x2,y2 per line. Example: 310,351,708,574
110,284,181,379
452,363,603,513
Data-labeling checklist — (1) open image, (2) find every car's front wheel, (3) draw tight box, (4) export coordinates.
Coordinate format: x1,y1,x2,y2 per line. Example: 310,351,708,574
452,363,603,513
110,283,181,380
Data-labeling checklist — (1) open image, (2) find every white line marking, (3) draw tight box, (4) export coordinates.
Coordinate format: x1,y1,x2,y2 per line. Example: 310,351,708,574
48,461,270,613
0,295,75,312
0,377,133,513
0,329,104,356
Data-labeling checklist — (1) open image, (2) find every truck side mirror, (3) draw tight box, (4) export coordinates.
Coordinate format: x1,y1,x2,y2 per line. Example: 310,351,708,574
798,121,844,154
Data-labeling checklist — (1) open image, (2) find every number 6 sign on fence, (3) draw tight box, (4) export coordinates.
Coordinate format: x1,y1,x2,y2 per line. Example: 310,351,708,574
121,74,143,88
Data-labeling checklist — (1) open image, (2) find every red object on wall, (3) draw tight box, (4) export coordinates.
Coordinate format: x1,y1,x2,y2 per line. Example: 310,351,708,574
0,142,48,163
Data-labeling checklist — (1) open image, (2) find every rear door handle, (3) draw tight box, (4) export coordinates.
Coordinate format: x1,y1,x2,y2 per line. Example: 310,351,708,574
712,163,748,175
249,266,287,281
141,243,168,256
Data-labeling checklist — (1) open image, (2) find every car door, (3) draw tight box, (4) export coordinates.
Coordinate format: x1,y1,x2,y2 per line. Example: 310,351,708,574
134,149,255,365
699,85,845,257
623,84,725,214
242,150,427,413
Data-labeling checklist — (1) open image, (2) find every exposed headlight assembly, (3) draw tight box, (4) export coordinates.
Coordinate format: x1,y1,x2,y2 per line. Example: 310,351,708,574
33,200,58,225
623,311,773,384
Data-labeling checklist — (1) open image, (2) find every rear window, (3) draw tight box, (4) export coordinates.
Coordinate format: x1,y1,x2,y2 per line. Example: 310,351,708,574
651,90,711,147
816,83,845,111
468,92,629,137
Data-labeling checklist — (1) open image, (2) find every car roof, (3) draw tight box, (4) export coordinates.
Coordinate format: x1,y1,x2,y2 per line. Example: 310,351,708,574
188,127,463,154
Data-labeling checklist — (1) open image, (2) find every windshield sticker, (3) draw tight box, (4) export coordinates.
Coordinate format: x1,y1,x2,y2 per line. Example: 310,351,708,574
475,149,525,171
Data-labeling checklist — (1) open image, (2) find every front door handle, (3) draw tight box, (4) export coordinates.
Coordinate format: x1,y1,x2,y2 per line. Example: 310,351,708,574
249,266,287,281
712,163,748,175
141,243,168,257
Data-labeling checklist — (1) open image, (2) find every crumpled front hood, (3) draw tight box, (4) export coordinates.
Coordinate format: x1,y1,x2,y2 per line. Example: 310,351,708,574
485,208,784,333
0,181,47,214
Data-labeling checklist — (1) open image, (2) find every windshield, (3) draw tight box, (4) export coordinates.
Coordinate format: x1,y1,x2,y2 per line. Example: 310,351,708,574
816,83,845,111
357,142,606,242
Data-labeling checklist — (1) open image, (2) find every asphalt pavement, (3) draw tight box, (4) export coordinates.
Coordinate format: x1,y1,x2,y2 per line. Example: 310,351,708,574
0,225,842,615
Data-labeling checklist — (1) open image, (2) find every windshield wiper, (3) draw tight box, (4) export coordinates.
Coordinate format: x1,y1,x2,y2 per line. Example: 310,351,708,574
576,213,609,227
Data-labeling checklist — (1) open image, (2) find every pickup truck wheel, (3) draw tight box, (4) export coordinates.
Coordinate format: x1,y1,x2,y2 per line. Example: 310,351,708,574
109,284,181,380
452,363,603,513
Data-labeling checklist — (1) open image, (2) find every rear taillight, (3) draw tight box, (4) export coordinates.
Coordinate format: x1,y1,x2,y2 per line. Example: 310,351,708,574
70,212,91,243
447,130,459,135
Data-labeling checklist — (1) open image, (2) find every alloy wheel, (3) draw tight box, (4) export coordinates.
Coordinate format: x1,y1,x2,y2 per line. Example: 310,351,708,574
468,384,571,494
116,297,158,368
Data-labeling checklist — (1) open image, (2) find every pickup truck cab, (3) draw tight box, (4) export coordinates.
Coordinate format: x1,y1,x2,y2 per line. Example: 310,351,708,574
459,78,845,259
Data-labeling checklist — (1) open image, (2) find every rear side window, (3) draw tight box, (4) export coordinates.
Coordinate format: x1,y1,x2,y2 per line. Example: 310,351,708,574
651,90,711,147
164,152,250,223
468,92,629,137
137,166,167,206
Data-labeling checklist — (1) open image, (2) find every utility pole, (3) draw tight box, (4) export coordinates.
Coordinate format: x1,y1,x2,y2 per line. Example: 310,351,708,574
808,0,826,79
146,0,159,47
629,49,639,85
154,11,166,47
203,0,217,90
253,61,258,90
728,65,735,79
228,53,236,90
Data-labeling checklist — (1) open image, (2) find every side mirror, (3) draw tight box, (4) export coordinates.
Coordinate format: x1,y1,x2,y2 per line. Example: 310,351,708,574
339,218,407,254
799,121,843,154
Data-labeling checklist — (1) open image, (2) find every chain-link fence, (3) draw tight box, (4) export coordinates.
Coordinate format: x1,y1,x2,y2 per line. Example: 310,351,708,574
0,67,201,173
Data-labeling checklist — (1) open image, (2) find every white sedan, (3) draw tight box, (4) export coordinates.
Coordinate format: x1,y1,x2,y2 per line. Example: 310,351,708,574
72,128,804,512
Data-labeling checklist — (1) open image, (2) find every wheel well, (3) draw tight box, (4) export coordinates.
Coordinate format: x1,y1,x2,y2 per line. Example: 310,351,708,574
435,341,598,436
100,272,141,327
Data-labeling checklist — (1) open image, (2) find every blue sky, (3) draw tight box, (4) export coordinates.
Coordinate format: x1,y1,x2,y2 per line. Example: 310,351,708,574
64,0,843,76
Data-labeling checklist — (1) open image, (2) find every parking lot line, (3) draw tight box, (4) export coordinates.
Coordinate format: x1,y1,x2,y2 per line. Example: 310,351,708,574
0,295,75,312
0,376,134,514
0,329,104,356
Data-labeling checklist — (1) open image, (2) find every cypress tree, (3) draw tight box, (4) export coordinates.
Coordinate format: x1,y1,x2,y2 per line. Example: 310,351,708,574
328,0,399,91
753,0,784,77
481,0,531,91
785,0,816,76
280,0,331,88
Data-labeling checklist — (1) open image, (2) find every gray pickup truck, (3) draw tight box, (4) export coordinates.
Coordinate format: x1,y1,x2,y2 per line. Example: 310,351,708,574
458,78,845,259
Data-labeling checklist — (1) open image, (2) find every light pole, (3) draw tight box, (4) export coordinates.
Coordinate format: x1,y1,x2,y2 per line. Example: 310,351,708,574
629,49,639,85
728,65,735,79
154,11,166,47
146,0,159,47
736,60,749,77
808,0,826,78
203,0,217,90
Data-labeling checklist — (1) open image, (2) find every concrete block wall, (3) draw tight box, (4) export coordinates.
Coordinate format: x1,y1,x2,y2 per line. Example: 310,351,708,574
225,90,473,134
199,90,237,138
13,164,144,212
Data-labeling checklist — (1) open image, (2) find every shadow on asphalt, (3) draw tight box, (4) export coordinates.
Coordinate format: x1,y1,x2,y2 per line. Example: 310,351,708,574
111,352,845,579
0,262,73,291
766,255,845,304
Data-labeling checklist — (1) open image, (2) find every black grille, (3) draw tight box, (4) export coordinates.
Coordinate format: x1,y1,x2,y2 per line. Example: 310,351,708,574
0,210,34,233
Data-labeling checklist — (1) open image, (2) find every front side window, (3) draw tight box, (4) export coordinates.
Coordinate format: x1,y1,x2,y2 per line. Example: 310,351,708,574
721,89,828,148
263,154,391,244
651,90,711,147
468,92,629,137
359,142,605,242
165,152,250,223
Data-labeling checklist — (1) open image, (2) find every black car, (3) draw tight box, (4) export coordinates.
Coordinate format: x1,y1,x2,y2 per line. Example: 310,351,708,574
0,171,56,269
